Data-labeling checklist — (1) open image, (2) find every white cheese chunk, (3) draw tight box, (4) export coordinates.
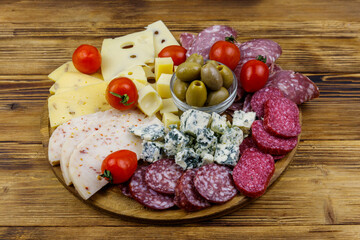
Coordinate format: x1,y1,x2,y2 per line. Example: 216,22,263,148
232,110,256,134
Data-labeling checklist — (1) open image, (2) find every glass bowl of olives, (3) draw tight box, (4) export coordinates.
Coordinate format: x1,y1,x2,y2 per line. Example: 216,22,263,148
170,54,238,114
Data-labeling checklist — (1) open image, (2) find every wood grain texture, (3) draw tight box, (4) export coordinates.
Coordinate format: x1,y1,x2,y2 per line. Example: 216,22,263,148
1,0,360,238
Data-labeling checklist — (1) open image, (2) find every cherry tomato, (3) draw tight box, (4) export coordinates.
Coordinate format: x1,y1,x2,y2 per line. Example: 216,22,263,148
158,45,187,66
72,44,101,74
209,36,241,71
106,77,138,111
240,56,269,93
100,150,138,184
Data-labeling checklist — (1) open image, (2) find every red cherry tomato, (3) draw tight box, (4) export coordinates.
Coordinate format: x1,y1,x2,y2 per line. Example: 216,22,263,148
106,77,138,111
100,150,138,184
209,36,241,71
158,45,187,66
72,44,101,74
240,56,269,93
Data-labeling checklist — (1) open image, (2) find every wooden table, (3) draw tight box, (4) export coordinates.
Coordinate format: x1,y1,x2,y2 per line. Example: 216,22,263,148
1,0,359,239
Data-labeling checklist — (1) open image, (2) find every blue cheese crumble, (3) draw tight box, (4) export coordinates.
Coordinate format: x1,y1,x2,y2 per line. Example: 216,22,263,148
209,112,229,134
194,128,217,157
232,110,256,134
214,143,240,167
128,124,165,141
220,126,243,146
140,140,164,163
175,147,202,170
180,109,211,136
164,128,190,156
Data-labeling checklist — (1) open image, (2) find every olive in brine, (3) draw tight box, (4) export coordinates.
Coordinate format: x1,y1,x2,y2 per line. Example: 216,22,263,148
173,78,189,101
186,80,207,107
206,87,229,106
201,63,223,91
186,53,204,65
176,62,201,82
217,65,234,89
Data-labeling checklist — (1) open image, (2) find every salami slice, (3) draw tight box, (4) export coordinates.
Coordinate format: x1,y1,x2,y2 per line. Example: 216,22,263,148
239,136,258,154
251,120,298,155
180,33,196,51
233,148,275,198
194,164,237,203
119,181,132,198
238,39,282,67
243,94,253,112
266,70,319,104
264,97,301,138
129,166,174,210
175,169,211,211
250,87,284,118
145,158,184,195
185,25,237,58
272,154,285,160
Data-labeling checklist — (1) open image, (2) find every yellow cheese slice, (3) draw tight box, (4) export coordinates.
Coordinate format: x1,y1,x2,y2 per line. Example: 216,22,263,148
155,57,173,81
156,73,172,98
160,98,178,114
101,30,155,81
142,65,156,83
49,72,103,94
137,85,163,116
146,20,180,56
48,61,103,81
48,82,111,127
115,65,148,85
162,112,180,128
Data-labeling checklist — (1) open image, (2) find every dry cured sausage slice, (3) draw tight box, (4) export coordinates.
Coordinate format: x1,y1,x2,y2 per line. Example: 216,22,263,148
251,120,298,155
264,97,301,138
266,70,319,104
129,166,174,210
194,164,237,203
239,136,257,154
179,33,196,51
145,158,184,195
250,87,284,118
233,148,275,198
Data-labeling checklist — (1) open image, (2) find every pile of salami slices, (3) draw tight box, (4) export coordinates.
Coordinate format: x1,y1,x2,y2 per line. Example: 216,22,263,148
123,25,318,211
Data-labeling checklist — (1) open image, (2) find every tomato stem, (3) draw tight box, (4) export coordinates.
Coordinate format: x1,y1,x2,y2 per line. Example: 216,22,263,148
256,55,267,63
100,169,113,183
225,35,237,43
110,91,134,106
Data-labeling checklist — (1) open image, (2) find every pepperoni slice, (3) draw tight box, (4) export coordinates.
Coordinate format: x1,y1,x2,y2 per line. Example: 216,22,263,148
250,87,284,118
129,166,174,210
233,148,275,198
251,120,298,155
174,169,211,211
264,97,301,138
145,158,184,195
194,164,237,203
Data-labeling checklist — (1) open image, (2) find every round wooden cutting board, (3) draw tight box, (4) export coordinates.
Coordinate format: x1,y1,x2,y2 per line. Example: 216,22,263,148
40,104,301,224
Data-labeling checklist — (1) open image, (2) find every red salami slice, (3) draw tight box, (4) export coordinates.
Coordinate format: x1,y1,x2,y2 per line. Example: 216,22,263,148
180,33,196,51
264,97,301,138
145,158,184,195
243,93,253,112
119,181,132,198
266,70,319,104
239,136,258,154
175,169,211,211
272,154,285,160
238,39,282,67
194,164,237,203
185,25,237,58
251,87,284,118
233,148,275,198
129,166,174,210
252,120,298,155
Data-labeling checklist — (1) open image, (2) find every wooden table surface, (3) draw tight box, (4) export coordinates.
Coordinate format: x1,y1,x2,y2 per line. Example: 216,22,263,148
1,0,360,239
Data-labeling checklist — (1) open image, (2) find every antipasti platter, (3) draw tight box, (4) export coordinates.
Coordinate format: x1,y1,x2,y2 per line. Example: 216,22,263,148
42,21,318,223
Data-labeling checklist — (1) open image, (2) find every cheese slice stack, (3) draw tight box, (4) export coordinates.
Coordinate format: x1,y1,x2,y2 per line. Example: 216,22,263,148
49,72,103,94
101,30,155,81
48,61,103,82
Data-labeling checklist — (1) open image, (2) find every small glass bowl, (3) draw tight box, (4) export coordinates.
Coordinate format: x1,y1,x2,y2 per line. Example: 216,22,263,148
170,62,238,114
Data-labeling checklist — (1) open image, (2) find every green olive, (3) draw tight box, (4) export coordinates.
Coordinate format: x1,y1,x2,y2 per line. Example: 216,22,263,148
200,63,223,91
206,60,219,67
186,80,207,107
206,87,229,106
186,53,204,65
176,62,201,82
217,65,234,89
173,78,189,101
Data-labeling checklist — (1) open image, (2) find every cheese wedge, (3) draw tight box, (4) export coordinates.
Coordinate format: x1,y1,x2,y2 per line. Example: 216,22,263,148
49,72,103,94
48,82,111,127
48,61,103,81
155,57,173,81
156,73,172,98
115,65,148,86
137,85,163,116
146,20,180,56
160,98,178,115
162,112,180,128
101,30,155,81
68,109,162,199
